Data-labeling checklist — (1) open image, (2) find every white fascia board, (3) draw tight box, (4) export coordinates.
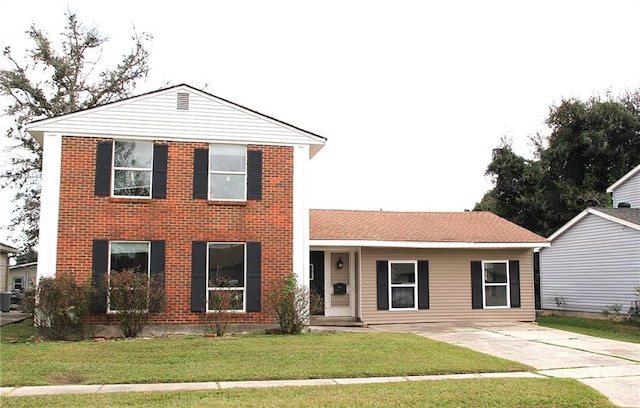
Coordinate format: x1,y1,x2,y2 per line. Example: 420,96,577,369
607,163,640,192
25,130,322,150
547,209,590,241
309,240,549,249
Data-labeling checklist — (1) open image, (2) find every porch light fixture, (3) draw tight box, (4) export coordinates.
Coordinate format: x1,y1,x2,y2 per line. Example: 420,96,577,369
337,257,344,269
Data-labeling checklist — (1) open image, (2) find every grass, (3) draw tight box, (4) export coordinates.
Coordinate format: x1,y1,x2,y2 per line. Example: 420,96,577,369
537,315,640,344
0,320,531,387
0,378,615,407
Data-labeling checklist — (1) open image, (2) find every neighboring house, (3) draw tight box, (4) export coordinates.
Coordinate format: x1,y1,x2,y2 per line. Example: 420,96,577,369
26,84,326,327
607,163,640,208
539,208,640,313
26,83,549,328
0,243,18,292
310,210,548,324
540,165,640,314
8,262,37,292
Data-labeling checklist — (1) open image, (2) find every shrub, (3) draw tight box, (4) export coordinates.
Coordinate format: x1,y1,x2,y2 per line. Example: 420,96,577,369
203,288,235,336
25,274,94,340
106,269,165,338
266,273,321,334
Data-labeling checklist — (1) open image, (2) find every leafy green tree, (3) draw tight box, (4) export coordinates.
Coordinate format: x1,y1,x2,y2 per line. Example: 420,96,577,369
0,11,151,254
475,91,640,237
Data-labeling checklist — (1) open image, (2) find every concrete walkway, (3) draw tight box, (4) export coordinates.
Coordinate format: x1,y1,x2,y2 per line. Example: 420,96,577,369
370,322,640,408
1,321,639,407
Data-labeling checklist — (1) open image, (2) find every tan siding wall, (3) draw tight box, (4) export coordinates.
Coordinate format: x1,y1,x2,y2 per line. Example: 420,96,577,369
360,247,535,324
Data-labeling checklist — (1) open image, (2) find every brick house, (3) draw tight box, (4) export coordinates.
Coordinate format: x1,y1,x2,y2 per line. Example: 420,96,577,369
27,84,325,327
28,84,549,329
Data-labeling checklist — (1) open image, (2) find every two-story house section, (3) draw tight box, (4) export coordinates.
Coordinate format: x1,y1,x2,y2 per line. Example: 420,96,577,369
607,163,640,208
26,84,326,327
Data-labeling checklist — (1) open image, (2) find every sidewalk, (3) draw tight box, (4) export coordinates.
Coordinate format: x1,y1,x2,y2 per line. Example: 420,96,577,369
1,371,543,397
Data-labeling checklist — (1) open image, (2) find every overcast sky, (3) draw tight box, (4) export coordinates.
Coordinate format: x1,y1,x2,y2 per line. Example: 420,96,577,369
1,0,639,247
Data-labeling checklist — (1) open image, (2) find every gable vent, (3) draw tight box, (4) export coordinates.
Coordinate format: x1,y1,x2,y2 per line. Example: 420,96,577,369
176,92,190,111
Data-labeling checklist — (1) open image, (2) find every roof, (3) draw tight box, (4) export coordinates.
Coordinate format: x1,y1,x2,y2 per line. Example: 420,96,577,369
26,83,327,157
548,207,640,241
310,210,549,248
0,243,18,253
9,262,37,270
607,163,640,193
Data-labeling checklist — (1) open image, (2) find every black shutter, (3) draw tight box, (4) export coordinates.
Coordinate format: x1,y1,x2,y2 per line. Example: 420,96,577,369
509,260,521,308
91,240,109,313
95,142,112,196
417,260,429,310
193,148,208,199
471,261,483,309
191,241,207,312
376,261,389,310
247,150,262,200
150,241,166,312
246,242,262,312
152,144,168,199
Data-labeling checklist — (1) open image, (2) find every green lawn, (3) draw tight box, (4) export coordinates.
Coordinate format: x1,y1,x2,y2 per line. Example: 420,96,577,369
0,378,615,408
537,315,640,344
0,320,530,387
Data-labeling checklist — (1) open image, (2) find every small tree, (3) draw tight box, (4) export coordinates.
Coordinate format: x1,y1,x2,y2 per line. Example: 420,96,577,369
266,273,312,334
23,274,94,340
106,269,164,338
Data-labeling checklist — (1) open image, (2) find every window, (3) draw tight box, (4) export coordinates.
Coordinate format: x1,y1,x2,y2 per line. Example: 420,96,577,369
389,261,417,309
482,261,509,308
95,141,167,199
108,241,150,312
207,243,245,312
209,145,247,200
12,277,24,291
113,140,153,197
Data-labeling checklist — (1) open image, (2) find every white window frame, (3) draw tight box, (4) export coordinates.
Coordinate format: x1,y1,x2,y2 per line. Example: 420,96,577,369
206,242,247,313
12,277,24,291
112,139,153,199
107,241,151,313
388,260,418,311
208,144,247,201
482,260,510,309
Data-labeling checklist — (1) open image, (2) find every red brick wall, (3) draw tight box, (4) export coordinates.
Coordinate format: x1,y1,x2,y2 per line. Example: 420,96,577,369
57,136,294,325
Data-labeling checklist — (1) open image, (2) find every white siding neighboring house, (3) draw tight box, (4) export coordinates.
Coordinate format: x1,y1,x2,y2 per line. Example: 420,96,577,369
539,208,640,314
0,243,18,292
607,163,640,208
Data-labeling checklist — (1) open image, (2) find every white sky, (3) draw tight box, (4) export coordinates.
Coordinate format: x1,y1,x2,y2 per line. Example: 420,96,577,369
1,0,639,247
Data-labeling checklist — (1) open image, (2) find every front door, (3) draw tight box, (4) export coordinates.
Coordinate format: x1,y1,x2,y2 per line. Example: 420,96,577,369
325,251,355,317
310,251,325,315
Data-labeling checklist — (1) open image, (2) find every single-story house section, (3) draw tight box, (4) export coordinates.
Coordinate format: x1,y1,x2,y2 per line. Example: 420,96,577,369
539,207,640,314
309,210,549,324
8,262,37,292
0,243,18,293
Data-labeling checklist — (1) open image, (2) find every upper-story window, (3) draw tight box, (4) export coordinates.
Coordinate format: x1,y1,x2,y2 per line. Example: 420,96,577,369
209,145,247,200
95,140,167,199
113,141,153,198
193,145,262,201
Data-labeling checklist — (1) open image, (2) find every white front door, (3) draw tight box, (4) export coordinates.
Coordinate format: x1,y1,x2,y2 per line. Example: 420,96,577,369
324,251,355,317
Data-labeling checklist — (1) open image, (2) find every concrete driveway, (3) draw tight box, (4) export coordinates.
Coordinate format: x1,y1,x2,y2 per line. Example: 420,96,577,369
372,322,640,408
